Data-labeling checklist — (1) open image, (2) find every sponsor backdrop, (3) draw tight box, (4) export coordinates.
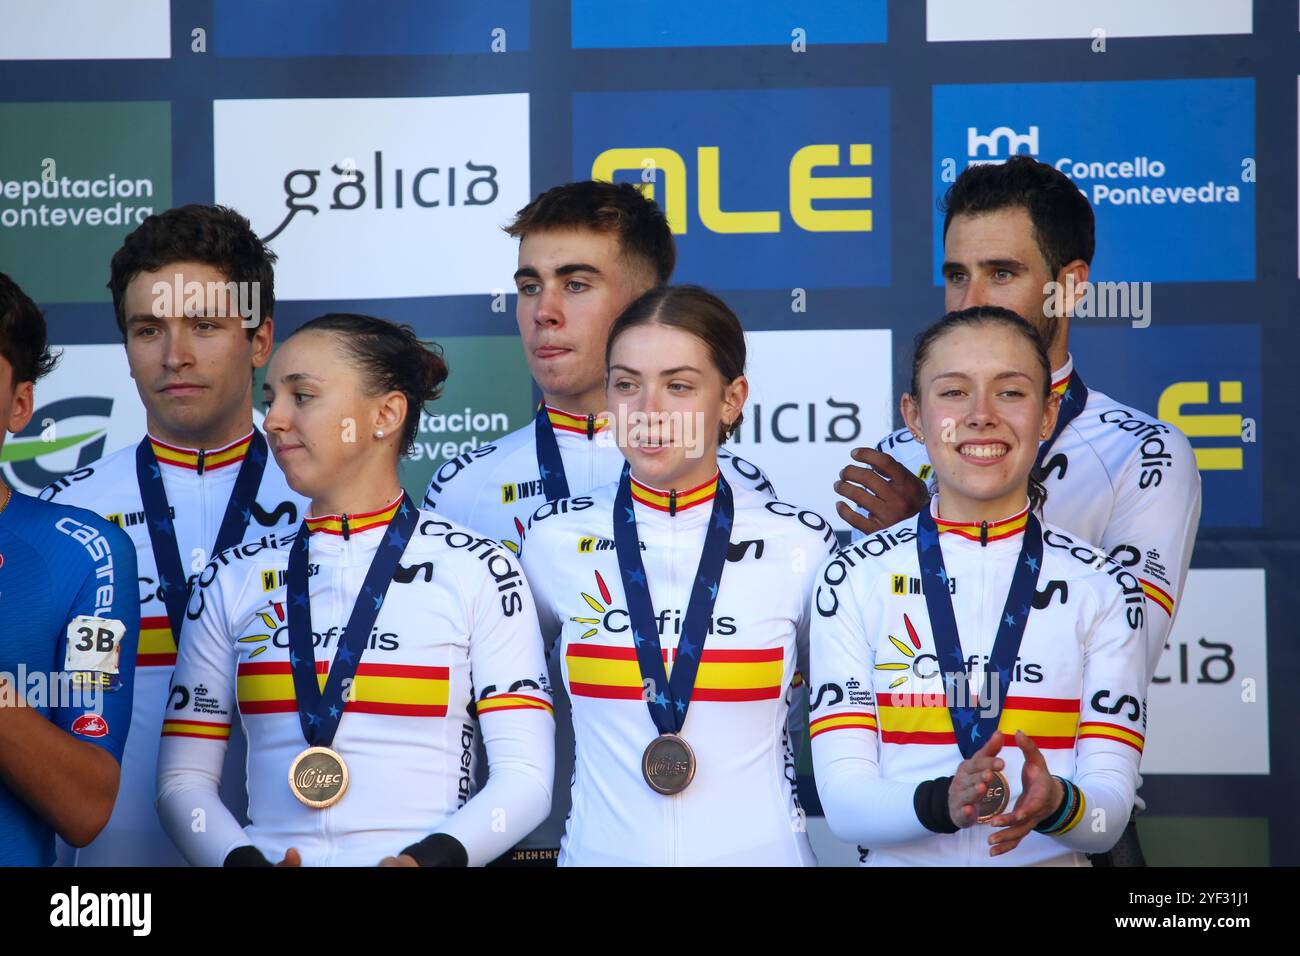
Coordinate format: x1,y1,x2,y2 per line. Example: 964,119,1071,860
0,0,1293,864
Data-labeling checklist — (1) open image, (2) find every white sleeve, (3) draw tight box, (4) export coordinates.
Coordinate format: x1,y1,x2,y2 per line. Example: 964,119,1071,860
1101,424,1201,682
431,548,554,866
1049,580,1146,854
156,561,254,867
809,553,931,847
517,520,563,651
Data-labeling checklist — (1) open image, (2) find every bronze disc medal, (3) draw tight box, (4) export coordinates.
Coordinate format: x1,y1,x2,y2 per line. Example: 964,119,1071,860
641,734,696,795
289,746,350,809
976,770,1010,823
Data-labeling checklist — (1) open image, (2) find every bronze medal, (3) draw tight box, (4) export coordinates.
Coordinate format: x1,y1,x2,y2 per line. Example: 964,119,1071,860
976,770,1010,823
641,734,696,795
289,746,349,809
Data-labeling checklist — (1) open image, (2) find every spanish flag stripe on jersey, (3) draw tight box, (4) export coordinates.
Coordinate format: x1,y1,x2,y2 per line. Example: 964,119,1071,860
1078,720,1145,753
546,405,610,434
630,472,720,513
161,718,232,740
876,694,1081,748
476,693,554,717
1140,578,1175,616
566,643,783,701
236,661,449,717
934,506,1029,542
150,432,254,471
305,495,402,536
138,614,177,666
809,712,878,738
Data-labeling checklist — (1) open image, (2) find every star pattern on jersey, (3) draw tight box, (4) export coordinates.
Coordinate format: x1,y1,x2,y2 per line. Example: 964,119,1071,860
624,506,636,525
152,517,170,534
1024,555,1039,573
713,511,731,532
655,691,668,708
336,644,355,665
292,592,309,609
632,629,644,647
385,525,405,550
149,465,161,481
241,508,253,525
539,464,552,480
306,712,321,726
702,578,718,600
328,705,341,719
675,698,686,714
1003,612,1017,628
677,637,697,659
628,568,646,588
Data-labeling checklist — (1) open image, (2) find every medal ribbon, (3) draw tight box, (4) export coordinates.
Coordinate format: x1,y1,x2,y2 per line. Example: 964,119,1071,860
286,493,418,748
533,406,571,501
136,430,269,642
915,507,1044,759
613,463,733,736
1035,370,1088,469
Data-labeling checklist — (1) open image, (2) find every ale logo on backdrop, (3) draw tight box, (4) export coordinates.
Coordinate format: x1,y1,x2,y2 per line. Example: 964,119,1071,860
729,329,893,531
0,102,172,303
571,0,886,48
213,95,529,300
932,78,1255,283
574,87,890,289
1071,324,1262,528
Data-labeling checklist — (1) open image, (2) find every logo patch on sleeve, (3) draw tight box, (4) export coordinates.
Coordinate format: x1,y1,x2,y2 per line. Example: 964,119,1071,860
72,714,110,738
64,615,126,677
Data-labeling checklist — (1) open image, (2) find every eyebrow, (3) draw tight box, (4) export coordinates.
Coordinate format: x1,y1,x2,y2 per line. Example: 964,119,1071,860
513,262,604,281
609,364,703,376
263,372,322,389
942,257,1029,273
932,370,1034,381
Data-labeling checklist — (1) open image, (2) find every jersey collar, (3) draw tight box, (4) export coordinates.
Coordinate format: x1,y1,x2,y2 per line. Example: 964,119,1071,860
630,471,720,517
148,429,256,473
1051,354,1075,396
545,403,610,439
932,497,1030,545
305,493,403,538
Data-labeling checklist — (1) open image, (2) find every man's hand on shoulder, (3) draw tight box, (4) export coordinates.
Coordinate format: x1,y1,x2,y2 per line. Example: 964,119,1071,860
834,447,930,536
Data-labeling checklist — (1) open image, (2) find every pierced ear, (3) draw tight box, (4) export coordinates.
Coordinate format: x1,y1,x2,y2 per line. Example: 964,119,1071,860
900,391,923,440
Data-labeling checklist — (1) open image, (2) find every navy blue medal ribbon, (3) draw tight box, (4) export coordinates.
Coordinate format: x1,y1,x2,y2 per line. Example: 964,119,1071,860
135,430,269,642
914,507,1044,759
613,463,733,736
286,493,418,748
1035,370,1088,469
533,406,571,501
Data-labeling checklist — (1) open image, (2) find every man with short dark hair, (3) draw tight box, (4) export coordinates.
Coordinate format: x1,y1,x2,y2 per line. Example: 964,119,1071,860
0,272,140,866
424,180,778,863
836,157,1202,865
42,205,307,866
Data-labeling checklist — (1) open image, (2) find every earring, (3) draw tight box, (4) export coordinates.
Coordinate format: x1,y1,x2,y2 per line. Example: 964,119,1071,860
375,429,385,439
915,433,925,444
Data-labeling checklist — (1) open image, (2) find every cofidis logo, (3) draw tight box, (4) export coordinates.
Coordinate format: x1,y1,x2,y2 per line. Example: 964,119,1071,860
933,79,1254,283
574,88,889,289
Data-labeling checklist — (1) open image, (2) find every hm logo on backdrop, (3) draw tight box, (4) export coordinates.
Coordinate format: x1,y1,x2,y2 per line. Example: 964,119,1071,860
574,88,891,289
933,79,1254,283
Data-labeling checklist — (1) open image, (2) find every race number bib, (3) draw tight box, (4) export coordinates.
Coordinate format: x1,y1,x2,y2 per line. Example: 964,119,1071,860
65,616,126,676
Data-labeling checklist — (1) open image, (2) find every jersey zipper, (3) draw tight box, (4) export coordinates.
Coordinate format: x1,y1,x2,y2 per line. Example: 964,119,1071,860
586,413,595,440
196,448,207,476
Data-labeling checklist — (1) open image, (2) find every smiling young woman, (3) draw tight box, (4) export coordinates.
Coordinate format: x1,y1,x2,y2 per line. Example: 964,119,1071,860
810,306,1150,867
157,313,555,868
516,285,835,866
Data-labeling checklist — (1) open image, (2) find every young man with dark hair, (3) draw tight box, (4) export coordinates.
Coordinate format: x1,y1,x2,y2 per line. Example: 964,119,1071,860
41,204,307,866
0,272,140,866
424,180,777,863
836,156,1201,865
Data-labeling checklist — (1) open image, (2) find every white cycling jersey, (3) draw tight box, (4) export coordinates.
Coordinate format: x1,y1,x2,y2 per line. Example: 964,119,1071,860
40,429,306,866
811,500,1147,866
423,405,777,552
871,356,1200,681
424,405,779,856
155,497,555,867
518,469,836,866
